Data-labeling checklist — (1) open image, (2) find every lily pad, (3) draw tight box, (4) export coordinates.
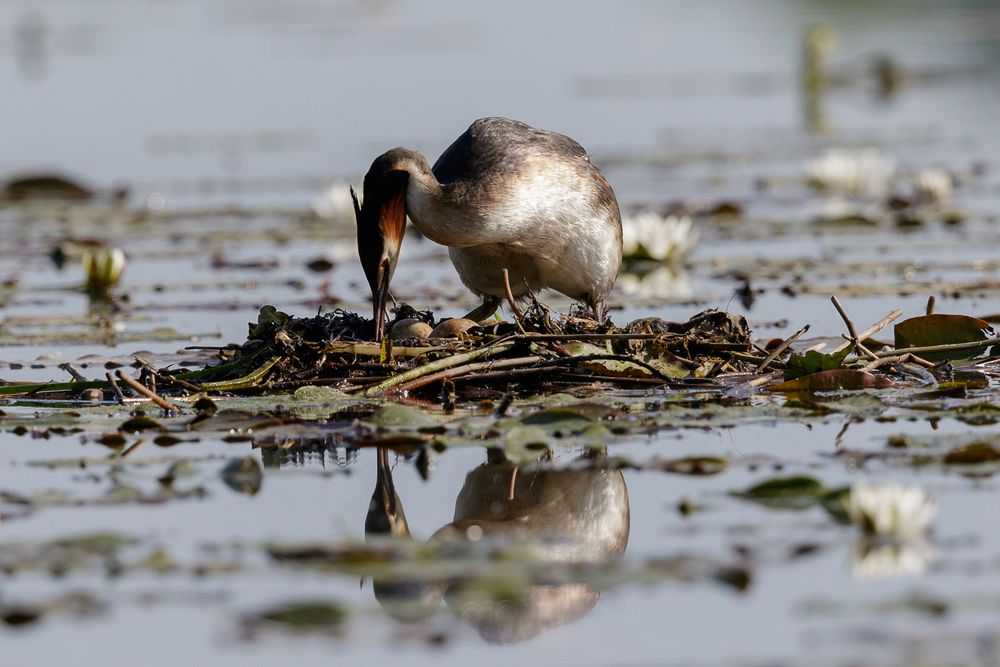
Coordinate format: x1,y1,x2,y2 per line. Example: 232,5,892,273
943,442,1000,465
894,313,995,361
734,475,827,510
246,601,348,634
784,348,849,380
220,457,263,495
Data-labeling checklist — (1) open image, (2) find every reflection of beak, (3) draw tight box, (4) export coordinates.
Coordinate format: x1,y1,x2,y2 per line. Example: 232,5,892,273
366,447,410,538
374,258,391,341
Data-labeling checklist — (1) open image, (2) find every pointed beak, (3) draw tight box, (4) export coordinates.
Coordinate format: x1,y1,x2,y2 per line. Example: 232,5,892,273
374,258,391,341
352,169,407,342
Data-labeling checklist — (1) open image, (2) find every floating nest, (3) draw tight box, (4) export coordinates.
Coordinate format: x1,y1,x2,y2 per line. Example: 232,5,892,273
3,297,998,405
179,302,756,398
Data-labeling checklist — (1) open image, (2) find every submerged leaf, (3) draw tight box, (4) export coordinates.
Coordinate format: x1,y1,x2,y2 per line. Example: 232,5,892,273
769,370,896,392
943,442,1000,465
659,456,728,476
220,457,263,495
119,416,163,433
370,405,438,429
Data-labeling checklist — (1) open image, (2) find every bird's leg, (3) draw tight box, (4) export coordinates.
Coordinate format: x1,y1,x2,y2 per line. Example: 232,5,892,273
463,295,501,323
588,299,607,324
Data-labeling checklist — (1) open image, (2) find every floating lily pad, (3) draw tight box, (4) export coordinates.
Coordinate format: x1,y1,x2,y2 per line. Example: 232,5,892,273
894,313,995,361
734,476,828,510
247,601,348,634
943,442,1000,465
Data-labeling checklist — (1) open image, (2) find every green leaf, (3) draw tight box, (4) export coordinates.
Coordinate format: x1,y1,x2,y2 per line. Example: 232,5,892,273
248,601,347,633
248,305,291,339
369,405,438,430
734,475,827,510
784,348,850,380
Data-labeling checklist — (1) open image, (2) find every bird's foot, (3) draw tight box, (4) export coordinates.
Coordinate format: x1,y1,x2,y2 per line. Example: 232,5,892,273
463,296,502,323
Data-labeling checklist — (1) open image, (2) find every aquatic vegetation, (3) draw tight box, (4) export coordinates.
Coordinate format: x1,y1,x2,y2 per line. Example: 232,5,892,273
806,148,895,197
81,247,126,298
310,181,357,221
621,212,699,263
847,482,937,540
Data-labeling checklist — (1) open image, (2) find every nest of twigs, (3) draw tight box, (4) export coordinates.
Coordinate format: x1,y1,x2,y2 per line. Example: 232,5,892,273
177,301,757,399
4,295,998,406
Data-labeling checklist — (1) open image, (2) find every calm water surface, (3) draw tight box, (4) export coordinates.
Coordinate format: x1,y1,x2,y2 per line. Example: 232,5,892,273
2,1,1000,665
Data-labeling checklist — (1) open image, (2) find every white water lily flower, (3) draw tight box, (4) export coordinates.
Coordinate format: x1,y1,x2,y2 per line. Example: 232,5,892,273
617,265,693,300
848,482,937,539
311,182,358,221
914,168,953,204
851,539,936,579
621,213,699,263
806,148,895,197
82,247,126,294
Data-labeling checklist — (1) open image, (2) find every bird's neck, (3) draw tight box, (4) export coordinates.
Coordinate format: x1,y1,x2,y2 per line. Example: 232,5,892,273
404,171,470,247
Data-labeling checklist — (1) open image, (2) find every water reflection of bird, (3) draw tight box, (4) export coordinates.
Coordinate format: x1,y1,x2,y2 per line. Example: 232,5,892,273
365,447,409,537
362,446,630,641
365,447,443,622
352,117,622,339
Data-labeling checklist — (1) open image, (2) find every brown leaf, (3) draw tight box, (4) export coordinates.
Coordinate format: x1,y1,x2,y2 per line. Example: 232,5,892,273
768,369,896,392
894,314,995,362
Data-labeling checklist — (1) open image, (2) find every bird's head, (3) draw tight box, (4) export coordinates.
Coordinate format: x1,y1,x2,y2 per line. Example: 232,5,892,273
353,149,414,341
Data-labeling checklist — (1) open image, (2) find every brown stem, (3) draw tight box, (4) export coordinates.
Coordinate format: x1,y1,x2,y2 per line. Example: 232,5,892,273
115,370,176,412
502,268,525,322
756,324,809,372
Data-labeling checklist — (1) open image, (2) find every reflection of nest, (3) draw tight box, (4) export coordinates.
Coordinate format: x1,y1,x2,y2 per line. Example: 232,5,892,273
262,445,358,469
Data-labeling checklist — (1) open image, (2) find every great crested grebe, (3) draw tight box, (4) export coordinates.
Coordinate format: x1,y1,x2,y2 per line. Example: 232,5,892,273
352,117,622,340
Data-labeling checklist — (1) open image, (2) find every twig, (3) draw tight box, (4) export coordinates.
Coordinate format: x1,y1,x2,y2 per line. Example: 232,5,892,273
510,332,678,342
58,363,89,383
756,324,809,372
390,356,541,394
120,439,146,460
323,341,457,358
501,268,525,322
926,295,936,315
831,309,903,353
748,371,783,388
364,342,516,397
830,296,878,360
134,356,203,393
105,372,128,404
115,370,175,412
831,296,859,341
875,336,1000,358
